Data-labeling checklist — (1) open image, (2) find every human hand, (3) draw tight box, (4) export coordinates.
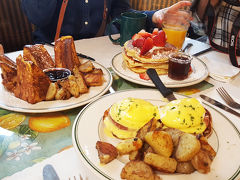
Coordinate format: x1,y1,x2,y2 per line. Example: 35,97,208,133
152,1,192,28
0,44,4,55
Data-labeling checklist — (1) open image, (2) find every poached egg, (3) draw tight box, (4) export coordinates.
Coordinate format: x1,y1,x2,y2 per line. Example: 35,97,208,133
160,98,207,134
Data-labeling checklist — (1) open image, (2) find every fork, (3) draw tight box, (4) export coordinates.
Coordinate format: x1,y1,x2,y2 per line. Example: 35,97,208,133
216,87,240,109
68,174,83,180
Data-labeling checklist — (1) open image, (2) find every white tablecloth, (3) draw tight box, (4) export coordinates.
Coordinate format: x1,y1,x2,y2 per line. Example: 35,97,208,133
4,35,240,180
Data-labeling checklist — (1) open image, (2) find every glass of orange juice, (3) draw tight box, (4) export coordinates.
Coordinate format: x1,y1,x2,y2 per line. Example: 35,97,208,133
162,10,191,49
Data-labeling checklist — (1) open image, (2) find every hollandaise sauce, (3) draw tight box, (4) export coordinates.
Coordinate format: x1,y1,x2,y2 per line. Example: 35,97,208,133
104,97,160,139
160,98,206,134
110,98,159,129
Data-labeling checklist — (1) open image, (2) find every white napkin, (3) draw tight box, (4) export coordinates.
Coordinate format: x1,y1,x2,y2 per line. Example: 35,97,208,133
202,56,240,82
3,147,86,180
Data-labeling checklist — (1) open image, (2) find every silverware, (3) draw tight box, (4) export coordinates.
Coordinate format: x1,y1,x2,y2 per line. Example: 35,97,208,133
200,94,240,118
43,164,60,180
146,68,177,101
182,43,193,52
192,47,213,56
216,87,240,109
45,43,95,61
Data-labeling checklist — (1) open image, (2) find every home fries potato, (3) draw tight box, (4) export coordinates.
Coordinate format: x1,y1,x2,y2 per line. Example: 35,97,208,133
96,98,216,180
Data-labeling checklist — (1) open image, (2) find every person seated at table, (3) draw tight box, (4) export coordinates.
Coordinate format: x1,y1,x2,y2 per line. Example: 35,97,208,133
21,0,192,44
191,0,239,48
190,0,239,67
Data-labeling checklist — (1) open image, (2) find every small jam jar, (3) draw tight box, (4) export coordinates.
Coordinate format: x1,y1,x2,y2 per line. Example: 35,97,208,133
43,68,71,82
168,52,192,80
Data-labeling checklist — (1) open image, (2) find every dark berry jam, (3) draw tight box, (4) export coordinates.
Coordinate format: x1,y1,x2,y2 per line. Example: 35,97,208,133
43,68,71,82
168,52,192,80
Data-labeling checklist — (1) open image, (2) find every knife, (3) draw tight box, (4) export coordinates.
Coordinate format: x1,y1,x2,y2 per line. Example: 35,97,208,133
45,43,95,61
43,164,60,180
192,47,213,56
200,94,240,118
182,43,193,52
146,68,177,101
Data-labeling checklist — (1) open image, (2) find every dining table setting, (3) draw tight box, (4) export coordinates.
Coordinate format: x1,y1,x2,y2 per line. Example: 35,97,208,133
0,31,240,180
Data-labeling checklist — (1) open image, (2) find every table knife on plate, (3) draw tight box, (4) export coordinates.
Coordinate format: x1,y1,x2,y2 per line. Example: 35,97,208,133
146,68,177,101
200,94,240,118
43,164,60,180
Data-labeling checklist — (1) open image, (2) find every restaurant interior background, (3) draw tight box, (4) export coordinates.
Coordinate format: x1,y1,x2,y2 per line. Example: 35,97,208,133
0,0,189,53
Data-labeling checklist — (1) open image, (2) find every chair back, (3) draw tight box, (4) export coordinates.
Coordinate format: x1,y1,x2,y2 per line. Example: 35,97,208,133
0,0,33,53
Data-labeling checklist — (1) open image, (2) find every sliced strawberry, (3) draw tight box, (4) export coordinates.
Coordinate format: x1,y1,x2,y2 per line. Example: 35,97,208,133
153,30,166,47
139,72,150,80
140,37,153,55
132,38,145,48
132,33,142,40
138,31,152,39
152,28,159,35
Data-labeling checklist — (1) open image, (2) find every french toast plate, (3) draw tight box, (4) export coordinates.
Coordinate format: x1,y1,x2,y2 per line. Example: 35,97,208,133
111,53,208,88
72,89,240,180
0,61,112,113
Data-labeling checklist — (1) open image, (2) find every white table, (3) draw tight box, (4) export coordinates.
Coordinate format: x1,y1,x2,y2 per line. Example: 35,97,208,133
4,35,240,180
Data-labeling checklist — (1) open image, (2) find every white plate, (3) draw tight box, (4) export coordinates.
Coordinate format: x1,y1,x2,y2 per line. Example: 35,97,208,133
111,53,209,88
0,61,112,113
72,89,240,180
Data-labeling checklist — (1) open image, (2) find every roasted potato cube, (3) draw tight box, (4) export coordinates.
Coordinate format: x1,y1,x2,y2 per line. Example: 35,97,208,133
121,160,157,180
144,152,177,173
175,133,201,162
116,138,142,155
144,130,173,157
55,87,71,100
129,150,141,161
136,118,162,140
176,161,195,174
199,136,216,160
163,128,184,148
191,149,212,174
73,66,88,93
60,75,80,98
84,68,104,86
46,82,58,100
96,141,118,164
68,75,80,97
79,61,94,73
91,68,103,74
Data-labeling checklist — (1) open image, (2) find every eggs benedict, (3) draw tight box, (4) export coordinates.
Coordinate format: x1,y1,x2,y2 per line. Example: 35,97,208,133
103,97,160,139
159,98,212,136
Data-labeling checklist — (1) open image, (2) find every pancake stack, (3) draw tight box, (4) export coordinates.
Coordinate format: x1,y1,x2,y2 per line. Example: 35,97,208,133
122,29,178,75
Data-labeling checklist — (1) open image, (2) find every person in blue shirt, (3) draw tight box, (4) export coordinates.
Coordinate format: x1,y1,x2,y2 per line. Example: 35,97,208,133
21,0,192,44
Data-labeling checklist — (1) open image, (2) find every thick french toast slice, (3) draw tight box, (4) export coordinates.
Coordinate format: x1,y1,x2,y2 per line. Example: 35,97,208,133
54,36,80,71
14,55,51,104
0,54,17,68
0,62,17,92
0,55,17,92
23,44,55,70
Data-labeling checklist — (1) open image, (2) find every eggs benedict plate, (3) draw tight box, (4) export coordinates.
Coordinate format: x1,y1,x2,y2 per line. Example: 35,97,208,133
72,89,240,180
